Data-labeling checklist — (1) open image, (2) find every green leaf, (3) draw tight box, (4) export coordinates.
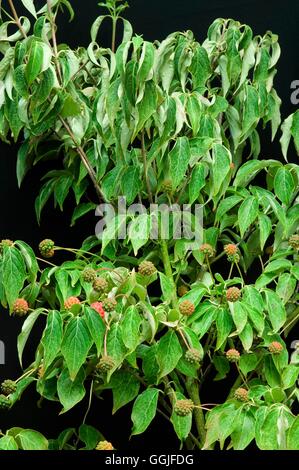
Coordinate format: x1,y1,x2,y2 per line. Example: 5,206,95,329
239,353,258,375
258,214,272,250
239,323,253,351
109,370,140,414
186,94,202,136
106,322,128,379
142,344,159,384
71,203,97,227
16,430,48,450
156,330,182,381
131,388,159,436
242,84,259,136
169,137,190,188
26,39,44,85
238,196,259,237
2,246,26,309
255,406,294,450
189,163,206,204
264,290,286,332
135,81,157,137
121,166,142,205
215,195,243,221
287,416,299,450
35,179,55,224
243,285,264,311
57,367,85,413
31,68,55,106
276,273,296,304
171,392,192,441
14,65,29,98
17,309,43,367
231,408,255,450
137,41,155,84
291,110,299,154
121,305,142,351
190,46,211,91
79,424,101,450
229,301,247,333
280,114,293,161
274,167,295,205
84,306,106,356
42,310,63,370
282,365,299,390
159,272,175,303
191,305,217,339
0,435,18,450
21,0,37,18
215,308,233,350
242,302,264,336
203,403,238,449
15,240,39,283
61,317,93,380
211,144,231,196
264,259,292,274
16,141,31,187
128,213,151,255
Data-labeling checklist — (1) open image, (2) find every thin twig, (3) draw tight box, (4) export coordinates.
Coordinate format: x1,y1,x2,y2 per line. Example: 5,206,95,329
47,0,63,84
8,0,27,38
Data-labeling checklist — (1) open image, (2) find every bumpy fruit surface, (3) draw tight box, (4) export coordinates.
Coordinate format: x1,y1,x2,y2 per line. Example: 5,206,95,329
185,348,201,364
96,356,115,372
0,394,10,410
0,239,13,253
226,287,241,302
178,285,189,297
39,239,55,258
289,234,299,250
93,277,109,294
82,267,97,283
64,296,80,310
268,341,283,354
224,244,240,262
96,441,114,450
91,302,105,318
226,349,240,363
102,297,117,312
234,388,249,402
174,399,194,417
161,179,173,193
138,260,156,276
199,243,215,257
179,300,195,316
1,380,17,396
13,298,29,316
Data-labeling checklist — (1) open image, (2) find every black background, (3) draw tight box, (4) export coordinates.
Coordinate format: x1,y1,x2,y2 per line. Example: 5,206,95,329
0,0,298,450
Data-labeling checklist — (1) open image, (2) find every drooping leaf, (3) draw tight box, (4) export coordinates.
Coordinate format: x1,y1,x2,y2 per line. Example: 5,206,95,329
61,317,93,380
131,388,159,436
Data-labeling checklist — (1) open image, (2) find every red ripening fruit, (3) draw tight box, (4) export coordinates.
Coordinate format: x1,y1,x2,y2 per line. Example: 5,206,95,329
179,300,195,316
199,243,215,258
234,387,249,402
226,287,241,302
224,244,238,256
13,298,29,316
289,234,299,250
64,296,80,310
268,341,284,354
226,349,240,362
91,302,105,318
